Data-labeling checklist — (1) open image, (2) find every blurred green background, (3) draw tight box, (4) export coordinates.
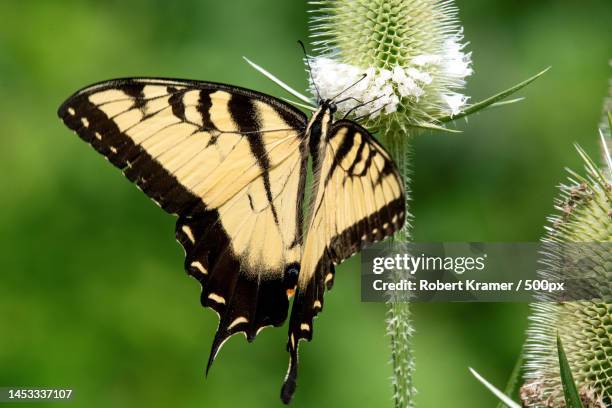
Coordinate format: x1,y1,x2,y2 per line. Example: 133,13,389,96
0,1,610,407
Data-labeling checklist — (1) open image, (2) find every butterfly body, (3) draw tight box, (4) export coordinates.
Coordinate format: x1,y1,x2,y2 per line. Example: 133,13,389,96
58,78,405,404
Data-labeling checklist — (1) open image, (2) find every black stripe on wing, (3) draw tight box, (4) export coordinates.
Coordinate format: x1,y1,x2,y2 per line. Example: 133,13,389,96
228,93,280,224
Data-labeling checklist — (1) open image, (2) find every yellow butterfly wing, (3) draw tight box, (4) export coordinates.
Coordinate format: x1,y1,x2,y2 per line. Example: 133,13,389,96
58,78,309,368
281,120,406,403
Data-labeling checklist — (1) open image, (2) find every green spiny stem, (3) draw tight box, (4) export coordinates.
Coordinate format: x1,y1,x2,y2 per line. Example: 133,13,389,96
387,302,416,408
382,130,414,408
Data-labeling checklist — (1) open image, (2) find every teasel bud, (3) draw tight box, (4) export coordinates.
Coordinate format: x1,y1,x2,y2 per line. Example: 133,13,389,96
522,104,612,405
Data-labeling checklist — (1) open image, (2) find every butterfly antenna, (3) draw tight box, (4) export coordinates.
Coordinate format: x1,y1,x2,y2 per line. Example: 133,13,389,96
342,95,384,119
298,40,321,102
330,73,367,102
352,102,389,122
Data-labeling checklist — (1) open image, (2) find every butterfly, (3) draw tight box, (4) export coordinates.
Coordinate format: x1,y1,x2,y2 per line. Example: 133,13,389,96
58,73,405,403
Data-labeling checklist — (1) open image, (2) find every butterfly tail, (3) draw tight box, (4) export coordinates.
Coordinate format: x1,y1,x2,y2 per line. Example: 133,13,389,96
206,327,228,376
280,258,332,404
280,337,299,404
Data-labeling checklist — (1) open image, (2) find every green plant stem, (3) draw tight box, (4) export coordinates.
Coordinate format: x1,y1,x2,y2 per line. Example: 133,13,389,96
387,302,415,408
382,131,415,408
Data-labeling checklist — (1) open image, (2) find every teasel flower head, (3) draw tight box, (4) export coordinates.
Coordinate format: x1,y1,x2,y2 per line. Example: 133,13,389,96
247,1,544,136
522,113,612,406
308,0,473,131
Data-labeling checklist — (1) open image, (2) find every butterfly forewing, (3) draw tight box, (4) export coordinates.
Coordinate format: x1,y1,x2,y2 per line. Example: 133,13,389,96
58,78,309,361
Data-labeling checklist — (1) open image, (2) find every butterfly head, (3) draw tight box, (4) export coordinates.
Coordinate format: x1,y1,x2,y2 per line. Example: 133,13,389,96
309,100,337,136
319,99,337,115
325,100,338,114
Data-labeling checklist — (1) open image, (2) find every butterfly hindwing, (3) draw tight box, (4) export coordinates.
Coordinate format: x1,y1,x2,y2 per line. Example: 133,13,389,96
281,120,406,403
58,78,309,365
